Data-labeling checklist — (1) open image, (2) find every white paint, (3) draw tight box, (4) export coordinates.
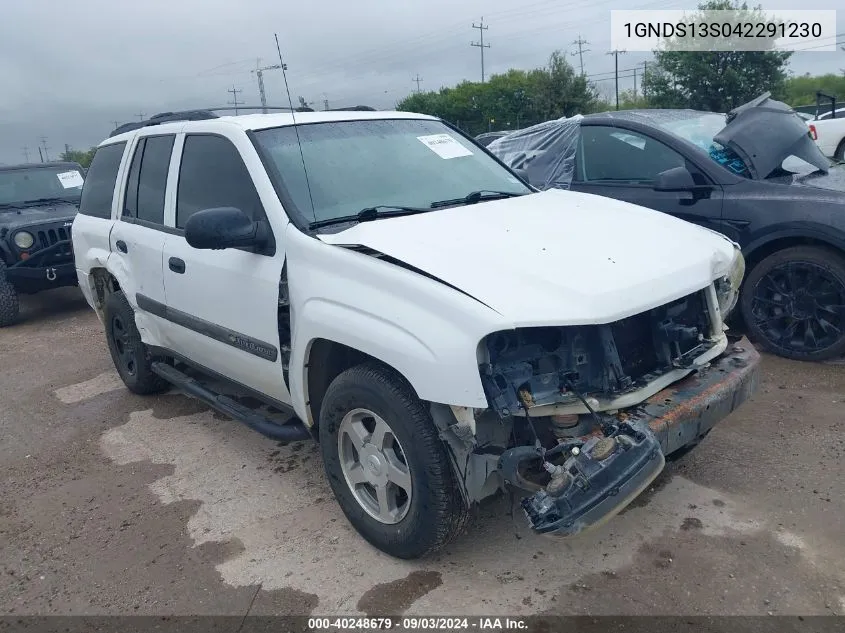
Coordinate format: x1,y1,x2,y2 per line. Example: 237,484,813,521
100,407,766,616
416,134,473,159
808,117,845,158
57,170,84,188
54,371,123,404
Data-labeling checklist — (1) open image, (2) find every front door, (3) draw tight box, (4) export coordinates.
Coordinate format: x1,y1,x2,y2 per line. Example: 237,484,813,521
570,125,724,232
161,132,290,404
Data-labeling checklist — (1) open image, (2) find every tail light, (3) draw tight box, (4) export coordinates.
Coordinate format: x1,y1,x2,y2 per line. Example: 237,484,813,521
809,124,818,140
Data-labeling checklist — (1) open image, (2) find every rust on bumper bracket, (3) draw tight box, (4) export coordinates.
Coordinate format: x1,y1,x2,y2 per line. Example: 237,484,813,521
626,338,761,457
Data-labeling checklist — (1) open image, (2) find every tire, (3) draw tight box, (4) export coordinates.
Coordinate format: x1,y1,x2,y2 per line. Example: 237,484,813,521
740,245,845,361
835,139,845,163
0,260,20,327
319,362,469,559
104,291,169,394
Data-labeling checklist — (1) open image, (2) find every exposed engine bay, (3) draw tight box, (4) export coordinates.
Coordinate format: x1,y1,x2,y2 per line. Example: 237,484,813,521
431,286,743,537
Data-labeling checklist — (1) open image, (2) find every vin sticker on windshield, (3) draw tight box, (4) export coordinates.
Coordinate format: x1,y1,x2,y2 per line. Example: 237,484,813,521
417,134,473,159
57,171,84,189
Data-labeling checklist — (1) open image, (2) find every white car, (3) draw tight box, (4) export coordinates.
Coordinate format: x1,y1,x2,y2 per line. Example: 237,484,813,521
72,109,759,558
807,114,845,161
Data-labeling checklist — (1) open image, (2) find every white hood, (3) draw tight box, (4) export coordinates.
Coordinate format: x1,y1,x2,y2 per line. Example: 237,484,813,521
318,189,736,326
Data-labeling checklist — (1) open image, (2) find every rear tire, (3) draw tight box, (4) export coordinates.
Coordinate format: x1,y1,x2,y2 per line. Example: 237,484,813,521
741,245,845,361
834,139,845,163
104,291,169,394
0,261,20,327
319,362,469,559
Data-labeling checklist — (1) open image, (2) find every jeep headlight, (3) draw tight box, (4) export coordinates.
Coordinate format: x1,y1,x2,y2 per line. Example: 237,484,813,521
715,249,745,319
13,231,34,250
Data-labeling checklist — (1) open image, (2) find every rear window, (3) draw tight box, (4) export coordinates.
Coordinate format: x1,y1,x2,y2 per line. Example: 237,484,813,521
79,142,126,219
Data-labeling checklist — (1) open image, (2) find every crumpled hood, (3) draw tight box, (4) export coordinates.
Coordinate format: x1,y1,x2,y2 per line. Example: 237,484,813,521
0,203,78,232
715,92,830,180
318,190,737,326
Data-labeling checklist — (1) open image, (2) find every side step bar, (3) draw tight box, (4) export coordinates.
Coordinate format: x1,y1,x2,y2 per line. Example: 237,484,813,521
151,362,312,442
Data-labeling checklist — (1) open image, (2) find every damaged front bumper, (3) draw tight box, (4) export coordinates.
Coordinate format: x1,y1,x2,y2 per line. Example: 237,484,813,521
514,340,760,536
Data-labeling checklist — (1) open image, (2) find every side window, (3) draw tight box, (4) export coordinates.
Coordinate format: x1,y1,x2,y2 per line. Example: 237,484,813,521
176,135,264,229
78,142,126,218
577,127,685,183
123,135,174,224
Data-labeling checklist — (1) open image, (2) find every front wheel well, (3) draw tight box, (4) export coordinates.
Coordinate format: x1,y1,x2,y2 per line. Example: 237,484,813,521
90,268,121,310
744,236,844,273
304,339,416,431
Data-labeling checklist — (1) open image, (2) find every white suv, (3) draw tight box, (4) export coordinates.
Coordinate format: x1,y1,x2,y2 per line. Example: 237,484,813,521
73,109,760,558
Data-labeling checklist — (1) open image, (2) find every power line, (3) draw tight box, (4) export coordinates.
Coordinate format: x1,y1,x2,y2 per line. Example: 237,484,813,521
412,74,423,93
227,85,243,114
471,18,491,82
572,36,590,76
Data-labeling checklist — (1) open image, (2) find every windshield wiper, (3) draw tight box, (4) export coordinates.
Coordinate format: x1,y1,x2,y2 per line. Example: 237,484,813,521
429,190,528,209
309,205,431,230
21,197,78,206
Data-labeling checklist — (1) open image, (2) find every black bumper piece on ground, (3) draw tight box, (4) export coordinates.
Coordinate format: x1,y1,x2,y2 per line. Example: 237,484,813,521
516,340,761,536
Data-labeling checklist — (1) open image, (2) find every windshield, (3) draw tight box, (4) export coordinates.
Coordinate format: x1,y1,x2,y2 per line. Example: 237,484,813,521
0,165,84,209
253,118,530,226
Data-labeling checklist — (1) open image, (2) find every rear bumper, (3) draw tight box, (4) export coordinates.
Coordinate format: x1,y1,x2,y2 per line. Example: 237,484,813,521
519,339,761,536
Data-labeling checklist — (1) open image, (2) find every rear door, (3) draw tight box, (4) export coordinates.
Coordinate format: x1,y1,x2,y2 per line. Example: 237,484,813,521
160,129,290,403
570,124,724,232
109,133,177,347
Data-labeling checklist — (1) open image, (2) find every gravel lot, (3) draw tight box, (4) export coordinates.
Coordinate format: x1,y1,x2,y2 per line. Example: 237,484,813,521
1,288,844,618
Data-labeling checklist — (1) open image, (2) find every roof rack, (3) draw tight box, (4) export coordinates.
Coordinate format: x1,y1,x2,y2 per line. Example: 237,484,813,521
108,105,379,137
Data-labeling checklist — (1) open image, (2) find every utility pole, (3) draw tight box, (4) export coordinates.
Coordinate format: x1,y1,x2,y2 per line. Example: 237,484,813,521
571,36,590,76
227,86,243,115
640,61,649,99
135,112,146,120
633,68,637,98
323,98,329,111
64,143,71,160
607,50,626,110
471,18,490,82
412,74,423,93
40,137,50,162
111,120,121,130
21,147,30,162
251,58,283,114
38,147,44,163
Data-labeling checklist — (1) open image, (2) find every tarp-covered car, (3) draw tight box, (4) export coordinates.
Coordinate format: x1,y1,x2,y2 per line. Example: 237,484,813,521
489,93,845,361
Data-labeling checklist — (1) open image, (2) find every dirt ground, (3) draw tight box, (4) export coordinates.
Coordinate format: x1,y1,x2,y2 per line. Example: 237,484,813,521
1,288,844,618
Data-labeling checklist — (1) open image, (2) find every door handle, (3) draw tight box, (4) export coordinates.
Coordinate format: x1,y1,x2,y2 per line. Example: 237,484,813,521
115,240,128,253
168,257,186,274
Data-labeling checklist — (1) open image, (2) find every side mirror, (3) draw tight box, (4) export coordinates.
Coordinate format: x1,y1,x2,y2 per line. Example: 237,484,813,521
184,207,269,251
653,166,696,191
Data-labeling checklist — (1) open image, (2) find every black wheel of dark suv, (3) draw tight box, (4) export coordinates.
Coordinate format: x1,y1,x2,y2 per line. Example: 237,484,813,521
741,245,845,361
104,291,169,394
0,261,20,327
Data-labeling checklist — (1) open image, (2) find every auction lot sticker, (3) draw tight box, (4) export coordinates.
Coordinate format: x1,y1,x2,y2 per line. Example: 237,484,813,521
57,170,84,188
417,134,473,159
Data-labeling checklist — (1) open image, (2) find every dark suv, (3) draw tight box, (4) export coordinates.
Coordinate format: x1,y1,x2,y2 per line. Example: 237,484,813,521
0,161,85,326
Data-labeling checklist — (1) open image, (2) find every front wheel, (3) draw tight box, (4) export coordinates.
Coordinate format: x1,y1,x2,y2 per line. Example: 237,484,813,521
0,261,20,327
319,362,469,559
741,245,845,361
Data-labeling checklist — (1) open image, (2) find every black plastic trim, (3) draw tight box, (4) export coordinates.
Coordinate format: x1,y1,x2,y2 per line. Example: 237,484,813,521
136,293,279,362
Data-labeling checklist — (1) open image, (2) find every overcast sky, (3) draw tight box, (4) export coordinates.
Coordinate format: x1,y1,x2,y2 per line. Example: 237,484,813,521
1,0,843,165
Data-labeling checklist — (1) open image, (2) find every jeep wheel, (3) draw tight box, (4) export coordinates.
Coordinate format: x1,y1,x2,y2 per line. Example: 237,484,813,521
319,362,469,559
741,245,845,361
104,291,169,395
0,261,20,327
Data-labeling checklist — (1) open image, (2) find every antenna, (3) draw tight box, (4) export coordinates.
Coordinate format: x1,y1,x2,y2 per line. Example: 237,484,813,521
275,33,315,219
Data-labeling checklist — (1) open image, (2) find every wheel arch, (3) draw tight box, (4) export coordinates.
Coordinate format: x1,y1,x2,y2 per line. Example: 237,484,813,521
743,231,845,274
302,338,420,432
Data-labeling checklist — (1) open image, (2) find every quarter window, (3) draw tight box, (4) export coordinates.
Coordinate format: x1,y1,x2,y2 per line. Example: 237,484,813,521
78,142,126,219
